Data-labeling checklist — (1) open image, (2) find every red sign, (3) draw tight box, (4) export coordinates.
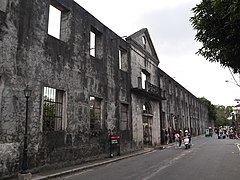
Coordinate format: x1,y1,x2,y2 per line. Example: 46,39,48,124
111,135,120,139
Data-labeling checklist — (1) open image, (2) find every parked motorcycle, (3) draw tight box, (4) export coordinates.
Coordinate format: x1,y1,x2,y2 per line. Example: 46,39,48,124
183,136,191,149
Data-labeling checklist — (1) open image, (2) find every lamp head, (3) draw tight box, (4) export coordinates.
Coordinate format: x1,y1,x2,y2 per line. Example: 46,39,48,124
24,86,32,99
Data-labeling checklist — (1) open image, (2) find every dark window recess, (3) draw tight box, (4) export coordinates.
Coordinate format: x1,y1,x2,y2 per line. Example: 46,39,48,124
43,87,64,131
120,104,128,131
90,96,102,131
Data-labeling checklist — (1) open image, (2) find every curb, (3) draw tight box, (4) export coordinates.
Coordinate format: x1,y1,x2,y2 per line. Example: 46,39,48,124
30,141,184,179
32,149,154,180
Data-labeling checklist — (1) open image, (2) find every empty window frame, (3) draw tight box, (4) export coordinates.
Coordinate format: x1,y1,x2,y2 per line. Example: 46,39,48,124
142,36,147,49
47,2,70,41
90,31,96,56
43,87,65,131
89,96,102,130
120,103,129,131
119,48,128,71
48,5,61,39
89,27,103,58
141,72,147,89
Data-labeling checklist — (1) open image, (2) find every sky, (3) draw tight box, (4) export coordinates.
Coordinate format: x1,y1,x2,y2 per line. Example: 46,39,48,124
70,0,240,106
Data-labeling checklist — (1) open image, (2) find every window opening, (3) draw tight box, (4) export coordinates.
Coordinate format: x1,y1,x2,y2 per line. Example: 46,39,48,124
90,96,102,130
143,102,152,115
90,27,103,59
119,50,122,70
43,87,64,131
119,48,128,71
143,104,146,113
142,36,146,48
141,72,147,89
90,31,96,57
120,104,128,131
48,5,61,39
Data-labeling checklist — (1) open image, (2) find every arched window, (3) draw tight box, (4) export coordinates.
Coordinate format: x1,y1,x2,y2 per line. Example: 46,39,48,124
143,102,152,115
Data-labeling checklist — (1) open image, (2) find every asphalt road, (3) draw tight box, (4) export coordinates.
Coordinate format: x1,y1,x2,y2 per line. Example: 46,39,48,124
55,135,240,180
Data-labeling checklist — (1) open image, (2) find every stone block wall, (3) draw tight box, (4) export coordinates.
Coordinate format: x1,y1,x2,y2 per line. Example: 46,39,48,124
0,0,132,178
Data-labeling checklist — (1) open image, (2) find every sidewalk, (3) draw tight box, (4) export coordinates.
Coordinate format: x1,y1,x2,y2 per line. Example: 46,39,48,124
30,137,192,179
31,147,162,180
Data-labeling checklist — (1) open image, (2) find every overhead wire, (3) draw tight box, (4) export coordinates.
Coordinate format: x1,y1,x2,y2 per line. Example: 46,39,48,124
228,67,240,86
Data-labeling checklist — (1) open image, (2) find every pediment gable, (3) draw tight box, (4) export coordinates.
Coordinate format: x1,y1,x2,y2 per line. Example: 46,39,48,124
127,28,159,65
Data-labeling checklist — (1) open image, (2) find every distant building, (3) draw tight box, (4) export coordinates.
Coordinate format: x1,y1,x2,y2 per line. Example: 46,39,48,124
232,104,240,126
0,0,209,178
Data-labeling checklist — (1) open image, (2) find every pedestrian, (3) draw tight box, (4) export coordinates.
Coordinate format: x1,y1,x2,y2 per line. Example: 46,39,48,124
179,130,183,148
165,129,169,145
233,127,236,139
174,131,180,149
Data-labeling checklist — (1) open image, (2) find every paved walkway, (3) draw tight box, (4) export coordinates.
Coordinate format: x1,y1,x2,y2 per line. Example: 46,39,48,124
31,146,166,180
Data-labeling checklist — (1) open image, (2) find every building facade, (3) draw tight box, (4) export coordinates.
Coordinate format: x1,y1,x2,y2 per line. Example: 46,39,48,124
0,0,209,178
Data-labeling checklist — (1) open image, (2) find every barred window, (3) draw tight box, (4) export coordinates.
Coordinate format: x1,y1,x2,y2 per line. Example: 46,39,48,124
43,87,65,131
120,103,128,131
90,96,102,130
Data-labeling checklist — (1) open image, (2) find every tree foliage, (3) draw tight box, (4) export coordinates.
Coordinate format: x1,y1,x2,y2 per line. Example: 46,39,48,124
198,97,234,126
214,105,233,126
198,97,216,123
190,0,240,73
43,103,55,131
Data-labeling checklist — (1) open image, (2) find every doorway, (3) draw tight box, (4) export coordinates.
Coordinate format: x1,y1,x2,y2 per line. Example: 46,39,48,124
143,115,152,146
143,102,153,146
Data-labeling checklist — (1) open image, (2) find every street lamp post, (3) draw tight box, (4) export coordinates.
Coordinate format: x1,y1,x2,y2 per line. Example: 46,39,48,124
21,86,32,174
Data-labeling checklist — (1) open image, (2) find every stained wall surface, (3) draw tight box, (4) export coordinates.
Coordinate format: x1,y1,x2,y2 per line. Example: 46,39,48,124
0,0,209,179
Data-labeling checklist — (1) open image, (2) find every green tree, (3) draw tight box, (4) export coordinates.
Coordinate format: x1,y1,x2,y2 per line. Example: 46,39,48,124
214,105,233,126
43,103,55,131
225,106,233,118
190,0,240,73
198,97,216,125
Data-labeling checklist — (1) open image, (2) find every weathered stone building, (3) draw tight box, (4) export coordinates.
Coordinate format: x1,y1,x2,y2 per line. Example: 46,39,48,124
0,0,209,178
127,29,208,146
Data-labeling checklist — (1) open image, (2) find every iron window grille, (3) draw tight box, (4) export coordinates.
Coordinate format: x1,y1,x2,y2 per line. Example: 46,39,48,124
43,87,64,131
90,96,102,131
120,103,129,131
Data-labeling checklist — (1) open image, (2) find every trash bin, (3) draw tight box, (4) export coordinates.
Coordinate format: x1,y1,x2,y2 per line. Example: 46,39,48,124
109,135,120,157
205,129,209,137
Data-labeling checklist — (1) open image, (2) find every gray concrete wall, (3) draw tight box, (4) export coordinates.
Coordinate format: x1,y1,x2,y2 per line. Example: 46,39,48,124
0,0,209,178
0,0,132,178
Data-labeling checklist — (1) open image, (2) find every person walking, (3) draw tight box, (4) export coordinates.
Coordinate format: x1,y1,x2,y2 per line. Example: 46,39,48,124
178,130,183,148
165,129,169,145
174,130,180,149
